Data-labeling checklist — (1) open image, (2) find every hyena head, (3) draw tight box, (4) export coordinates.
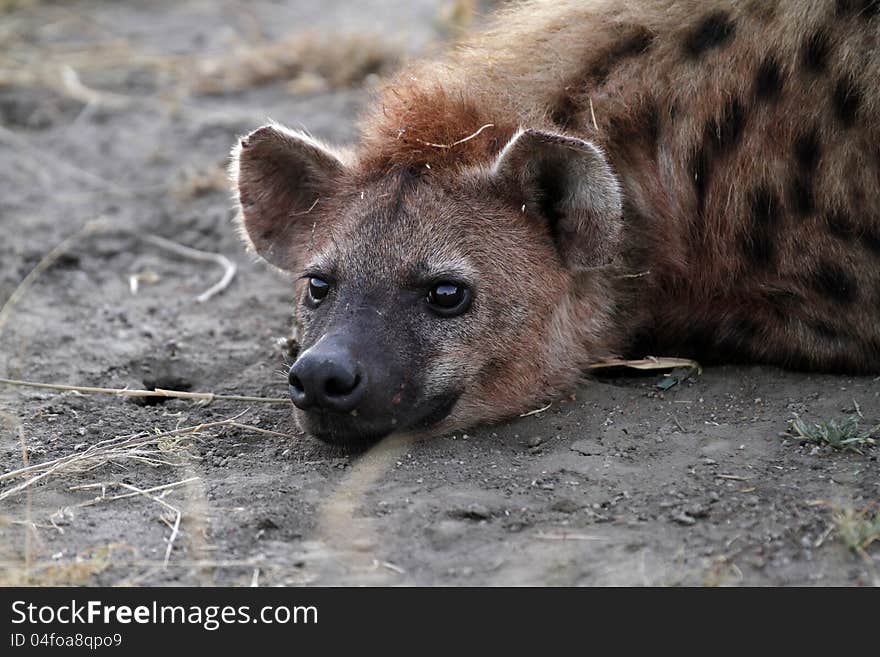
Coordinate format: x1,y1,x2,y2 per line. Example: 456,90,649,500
231,123,623,446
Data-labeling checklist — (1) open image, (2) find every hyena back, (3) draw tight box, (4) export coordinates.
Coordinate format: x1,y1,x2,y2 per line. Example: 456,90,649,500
232,0,880,445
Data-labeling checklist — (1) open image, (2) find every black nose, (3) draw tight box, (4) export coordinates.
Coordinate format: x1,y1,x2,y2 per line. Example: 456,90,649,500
288,345,366,413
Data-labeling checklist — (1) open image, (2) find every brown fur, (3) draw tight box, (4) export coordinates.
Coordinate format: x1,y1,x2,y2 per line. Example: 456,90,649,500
233,0,880,439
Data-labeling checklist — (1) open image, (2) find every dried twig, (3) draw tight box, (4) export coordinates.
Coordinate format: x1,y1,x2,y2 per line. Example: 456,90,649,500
116,482,183,566
413,123,494,149
0,377,289,405
535,532,607,541
142,235,237,303
519,401,552,418
59,65,130,109
69,477,199,500
588,97,598,131
716,473,752,481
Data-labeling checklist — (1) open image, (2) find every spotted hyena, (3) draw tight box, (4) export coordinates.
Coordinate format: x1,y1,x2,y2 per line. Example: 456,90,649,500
231,0,880,445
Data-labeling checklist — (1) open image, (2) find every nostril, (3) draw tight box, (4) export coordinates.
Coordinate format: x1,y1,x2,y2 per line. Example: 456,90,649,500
287,364,312,410
288,370,304,393
289,350,365,412
324,373,360,398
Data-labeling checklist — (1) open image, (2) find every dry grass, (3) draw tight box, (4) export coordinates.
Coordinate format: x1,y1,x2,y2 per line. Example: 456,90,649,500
0,544,129,586
0,21,404,104
0,412,292,503
436,0,478,36
1,422,201,503
0,413,294,584
171,159,231,200
833,505,880,559
0,0,39,11
192,32,403,96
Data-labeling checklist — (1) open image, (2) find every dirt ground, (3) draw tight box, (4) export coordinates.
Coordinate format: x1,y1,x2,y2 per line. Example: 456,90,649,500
1,0,877,587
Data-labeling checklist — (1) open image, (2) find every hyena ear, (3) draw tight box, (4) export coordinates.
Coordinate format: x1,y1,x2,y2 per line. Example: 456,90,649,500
231,124,346,271
490,129,623,271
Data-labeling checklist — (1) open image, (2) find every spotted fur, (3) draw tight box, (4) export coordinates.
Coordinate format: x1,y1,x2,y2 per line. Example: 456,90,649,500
232,0,880,438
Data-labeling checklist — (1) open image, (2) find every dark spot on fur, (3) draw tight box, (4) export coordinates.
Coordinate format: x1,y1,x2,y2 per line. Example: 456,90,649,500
681,323,717,358
690,146,711,211
727,316,760,343
826,210,856,240
590,27,655,84
789,176,814,216
865,338,880,364
766,289,803,306
641,100,661,152
684,11,736,57
754,56,783,101
836,0,880,18
549,93,579,128
811,261,858,304
833,77,861,127
794,128,821,172
676,314,762,363
766,289,804,319
705,98,746,154
713,317,761,361
746,0,777,22
861,227,880,254
481,357,508,380
551,26,654,127
606,99,661,158
689,99,747,212
625,325,659,359
802,31,830,73
741,235,775,269
806,319,844,342
750,189,776,220
742,185,780,267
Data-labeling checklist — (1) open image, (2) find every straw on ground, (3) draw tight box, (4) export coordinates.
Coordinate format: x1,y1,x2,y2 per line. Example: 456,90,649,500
0,377,289,405
0,413,293,502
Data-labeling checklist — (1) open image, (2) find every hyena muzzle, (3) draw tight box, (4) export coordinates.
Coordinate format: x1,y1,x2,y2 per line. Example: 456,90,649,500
231,0,880,445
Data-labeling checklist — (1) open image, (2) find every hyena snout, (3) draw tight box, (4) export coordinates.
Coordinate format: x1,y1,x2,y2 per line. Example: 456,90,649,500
288,340,367,414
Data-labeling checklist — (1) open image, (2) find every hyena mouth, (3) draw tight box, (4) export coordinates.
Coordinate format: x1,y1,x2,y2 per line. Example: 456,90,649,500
303,390,462,447
414,390,461,429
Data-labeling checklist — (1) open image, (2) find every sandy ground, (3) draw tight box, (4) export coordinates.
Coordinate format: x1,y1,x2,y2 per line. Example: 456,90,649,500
0,0,878,587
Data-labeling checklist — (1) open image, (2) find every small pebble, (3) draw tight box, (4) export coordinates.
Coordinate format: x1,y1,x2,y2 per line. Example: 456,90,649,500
671,512,696,526
527,436,544,448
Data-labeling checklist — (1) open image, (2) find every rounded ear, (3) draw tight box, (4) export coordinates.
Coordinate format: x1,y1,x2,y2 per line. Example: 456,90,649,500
230,124,346,271
490,129,623,271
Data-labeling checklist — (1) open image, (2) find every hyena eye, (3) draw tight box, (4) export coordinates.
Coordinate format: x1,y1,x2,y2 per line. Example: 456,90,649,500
427,282,471,316
308,277,330,303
